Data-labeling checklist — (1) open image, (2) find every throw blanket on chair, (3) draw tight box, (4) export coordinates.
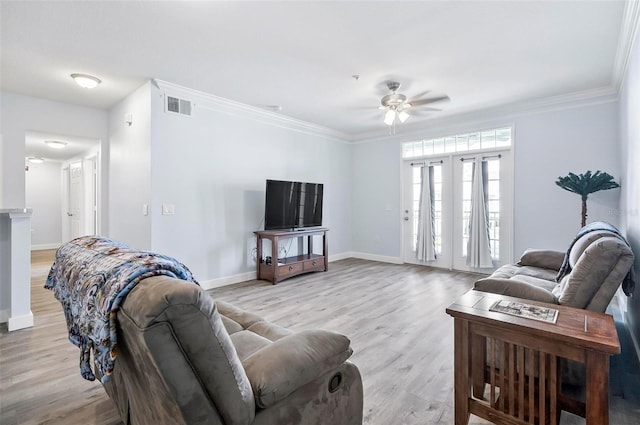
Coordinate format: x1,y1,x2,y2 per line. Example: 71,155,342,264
556,221,635,296
45,236,198,383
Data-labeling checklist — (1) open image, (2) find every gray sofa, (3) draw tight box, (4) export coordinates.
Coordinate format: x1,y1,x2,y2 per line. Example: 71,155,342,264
98,275,363,425
474,226,634,312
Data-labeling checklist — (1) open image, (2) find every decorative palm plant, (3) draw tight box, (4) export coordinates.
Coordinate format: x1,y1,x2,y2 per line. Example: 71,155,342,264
555,170,620,227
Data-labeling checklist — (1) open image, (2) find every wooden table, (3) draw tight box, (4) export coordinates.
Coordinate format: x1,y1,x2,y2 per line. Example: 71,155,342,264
446,290,620,425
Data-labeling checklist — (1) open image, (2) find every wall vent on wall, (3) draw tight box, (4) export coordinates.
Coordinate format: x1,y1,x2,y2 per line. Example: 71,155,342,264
166,95,192,116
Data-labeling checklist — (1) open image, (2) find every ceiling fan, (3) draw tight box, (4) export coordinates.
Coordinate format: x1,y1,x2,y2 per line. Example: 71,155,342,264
379,81,449,126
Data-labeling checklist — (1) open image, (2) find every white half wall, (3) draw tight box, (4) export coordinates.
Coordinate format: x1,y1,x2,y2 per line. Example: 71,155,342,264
352,100,620,261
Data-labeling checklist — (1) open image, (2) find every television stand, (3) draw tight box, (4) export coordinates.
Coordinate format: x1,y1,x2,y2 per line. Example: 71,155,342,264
255,228,328,284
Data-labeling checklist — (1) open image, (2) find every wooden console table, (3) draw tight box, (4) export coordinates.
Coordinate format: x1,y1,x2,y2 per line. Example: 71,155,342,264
255,228,328,284
446,290,620,425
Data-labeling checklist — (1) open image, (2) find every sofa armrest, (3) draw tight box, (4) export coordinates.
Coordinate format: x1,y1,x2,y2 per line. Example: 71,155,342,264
474,277,559,304
517,249,565,271
243,329,353,408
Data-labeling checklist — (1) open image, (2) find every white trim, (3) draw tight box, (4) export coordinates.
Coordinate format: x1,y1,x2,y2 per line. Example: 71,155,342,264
199,271,257,290
616,291,640,365
613,0,640,91
32,243,61,251
348,252,403,264
8,311,34,331
328,252,353,262
153,79,350,143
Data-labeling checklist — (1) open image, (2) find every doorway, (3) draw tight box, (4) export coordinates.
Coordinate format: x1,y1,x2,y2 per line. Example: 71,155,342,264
25,131,101,248
402,149,513,272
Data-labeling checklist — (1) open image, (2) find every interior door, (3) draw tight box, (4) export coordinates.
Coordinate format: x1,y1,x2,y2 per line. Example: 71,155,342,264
68,161,83,239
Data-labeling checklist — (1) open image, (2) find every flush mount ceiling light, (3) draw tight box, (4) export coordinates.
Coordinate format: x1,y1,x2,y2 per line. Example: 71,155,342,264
45,140,67,149
71,73,101,89
26,157,44,164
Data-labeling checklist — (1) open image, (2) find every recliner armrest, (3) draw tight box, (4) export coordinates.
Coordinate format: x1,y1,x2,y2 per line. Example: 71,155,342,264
517,249,565,271
243,329,353,408
474,277,559,304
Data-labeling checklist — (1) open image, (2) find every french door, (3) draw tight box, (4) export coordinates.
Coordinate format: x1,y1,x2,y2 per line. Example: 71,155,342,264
402,149,512,272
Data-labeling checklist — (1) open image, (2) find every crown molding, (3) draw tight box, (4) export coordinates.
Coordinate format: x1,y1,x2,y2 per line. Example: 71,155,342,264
612,0,640,91
152,79,350,143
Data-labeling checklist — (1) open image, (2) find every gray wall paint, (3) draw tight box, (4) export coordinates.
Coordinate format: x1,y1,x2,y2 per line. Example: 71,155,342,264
148,84,352,283
351,101,620,262
618,19,640,356
108,83,152,250
0,92,109,232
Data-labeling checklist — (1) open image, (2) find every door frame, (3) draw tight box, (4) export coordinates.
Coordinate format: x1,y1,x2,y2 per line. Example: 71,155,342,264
401,147,514,271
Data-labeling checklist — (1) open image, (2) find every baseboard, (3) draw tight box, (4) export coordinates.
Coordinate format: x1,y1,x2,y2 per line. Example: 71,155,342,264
348,252,403,264
8,311,34,331
199,271,257,290
328,252,354,262
616,290,640,365
32,243,61,251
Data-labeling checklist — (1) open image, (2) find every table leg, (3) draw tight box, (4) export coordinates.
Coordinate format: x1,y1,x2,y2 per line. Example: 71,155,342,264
471,334,486,399
454,319,470,425
585,350,609,425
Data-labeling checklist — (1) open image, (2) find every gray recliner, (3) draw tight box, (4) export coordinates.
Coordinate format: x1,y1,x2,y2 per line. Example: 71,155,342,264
474,227,634,313
98,275,363,425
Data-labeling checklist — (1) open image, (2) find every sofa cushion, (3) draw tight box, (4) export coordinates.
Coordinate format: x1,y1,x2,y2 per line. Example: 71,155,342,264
243,330,353,409
568,231,611,268
121,277,255,425
489,264,558,282
554,237,630,308
517,249,565,271
474,277,558,304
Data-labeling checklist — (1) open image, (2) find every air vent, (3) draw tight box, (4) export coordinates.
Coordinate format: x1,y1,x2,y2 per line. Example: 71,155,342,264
166,95,192,116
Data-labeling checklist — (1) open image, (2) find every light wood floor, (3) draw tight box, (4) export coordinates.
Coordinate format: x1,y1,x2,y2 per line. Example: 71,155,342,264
1,250,639,424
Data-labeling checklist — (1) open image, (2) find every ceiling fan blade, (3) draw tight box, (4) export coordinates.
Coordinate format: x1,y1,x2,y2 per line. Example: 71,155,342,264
409,90,431,100
409,95,450,106
409,108,442,116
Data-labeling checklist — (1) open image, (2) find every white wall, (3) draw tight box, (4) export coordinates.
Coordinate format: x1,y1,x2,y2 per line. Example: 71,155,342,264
514,102,619,253
108,83,152,249
25,160,62,248
618,16,640,354
0,92,109,232
148,82,352,285
352,100,620,262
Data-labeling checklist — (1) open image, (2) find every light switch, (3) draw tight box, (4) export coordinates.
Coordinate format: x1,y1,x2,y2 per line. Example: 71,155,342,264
142,204,149,216
162,203,175,215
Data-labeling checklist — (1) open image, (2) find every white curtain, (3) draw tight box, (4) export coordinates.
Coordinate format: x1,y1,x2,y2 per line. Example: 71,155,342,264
416,165,436,261
466,159,493,268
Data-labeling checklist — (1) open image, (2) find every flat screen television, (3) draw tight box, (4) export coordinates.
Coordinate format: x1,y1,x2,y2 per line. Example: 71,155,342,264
264,179,323,230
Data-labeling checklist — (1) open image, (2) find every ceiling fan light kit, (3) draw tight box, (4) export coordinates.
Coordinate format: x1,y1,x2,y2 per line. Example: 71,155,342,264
379,81,448,127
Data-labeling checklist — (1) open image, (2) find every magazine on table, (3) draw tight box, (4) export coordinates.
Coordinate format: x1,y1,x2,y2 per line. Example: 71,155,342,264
489,299,558,324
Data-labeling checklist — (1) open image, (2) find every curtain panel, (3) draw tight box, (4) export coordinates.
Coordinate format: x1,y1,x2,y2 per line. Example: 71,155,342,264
466,159,493,268
416,165,436,261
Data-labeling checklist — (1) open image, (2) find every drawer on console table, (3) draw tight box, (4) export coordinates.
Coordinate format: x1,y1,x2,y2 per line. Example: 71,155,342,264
278,262,303,279
303,257,325,272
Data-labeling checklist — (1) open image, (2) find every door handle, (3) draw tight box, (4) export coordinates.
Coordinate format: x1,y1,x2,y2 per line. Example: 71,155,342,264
67,212,73,217
403,217,409,221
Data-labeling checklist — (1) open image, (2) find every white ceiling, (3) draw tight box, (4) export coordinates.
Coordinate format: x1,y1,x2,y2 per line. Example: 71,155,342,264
25,131,100,162
0,1,633,139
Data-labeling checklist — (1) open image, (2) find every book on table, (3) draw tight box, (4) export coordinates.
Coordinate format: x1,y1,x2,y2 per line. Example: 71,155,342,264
489,299,558,324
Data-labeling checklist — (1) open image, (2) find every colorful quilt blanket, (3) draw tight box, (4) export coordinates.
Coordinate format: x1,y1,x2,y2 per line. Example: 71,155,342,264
45,236,198,383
